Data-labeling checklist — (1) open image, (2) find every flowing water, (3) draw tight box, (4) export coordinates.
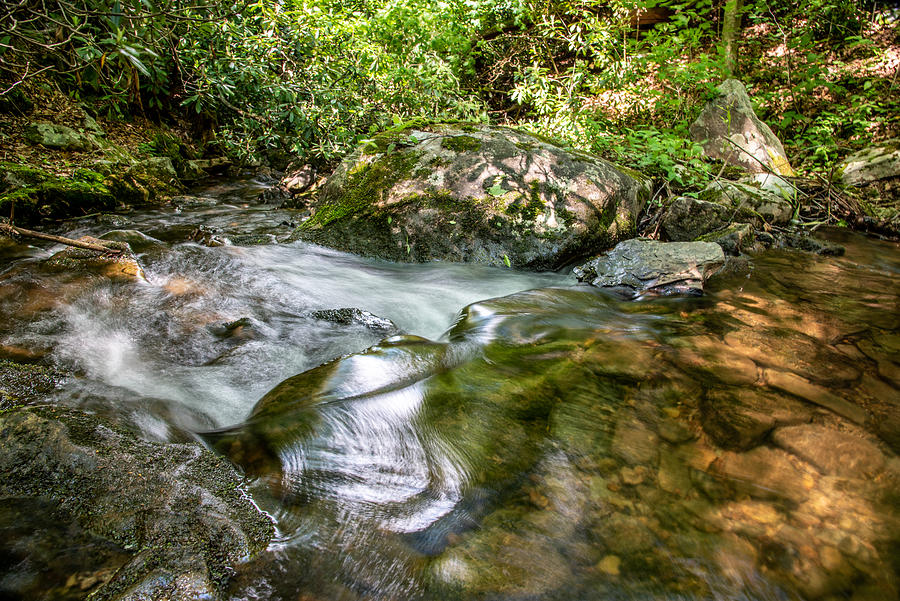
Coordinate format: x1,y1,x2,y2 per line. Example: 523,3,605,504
1,178,899,601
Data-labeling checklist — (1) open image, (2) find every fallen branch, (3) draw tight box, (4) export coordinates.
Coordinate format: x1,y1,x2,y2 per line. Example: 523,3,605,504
0,223,121,254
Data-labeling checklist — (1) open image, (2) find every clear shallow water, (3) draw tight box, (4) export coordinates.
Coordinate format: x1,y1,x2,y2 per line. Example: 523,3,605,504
1,179,899,601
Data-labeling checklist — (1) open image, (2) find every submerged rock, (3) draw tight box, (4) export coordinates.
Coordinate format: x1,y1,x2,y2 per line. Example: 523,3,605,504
690,79,794,176
573,239,725,297
290,123,650,269
772,424,885,478
0,406,274,601
42,237,145,281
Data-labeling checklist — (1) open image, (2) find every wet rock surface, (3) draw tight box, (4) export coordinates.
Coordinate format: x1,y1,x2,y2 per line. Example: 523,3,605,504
210,234,900,601
291,123,650,269
0,175,898,601
307,307,400,335
573,238,725,296
42,237,146,281
0,405,274,601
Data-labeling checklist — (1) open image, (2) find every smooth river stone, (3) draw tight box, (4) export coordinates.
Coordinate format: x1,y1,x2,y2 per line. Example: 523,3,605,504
763,369,868,424
772,424,886,479
710,447,814,504
611,415,659,466
701,387,813,450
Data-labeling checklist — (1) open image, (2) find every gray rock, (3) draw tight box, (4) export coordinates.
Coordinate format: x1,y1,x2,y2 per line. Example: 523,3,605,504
0,406,274,601
690,79,794,175
573,239,725,297
308,307,400,335
699,179,794,224
772,424,885,478
839,141,900,186
778,232,844,256
178,159,208,182
187,158,232,174
661,196,734,241
23,122,95,152
696,222,755,255
291,124,650,269
82,113,106,137
129,156,178,183
282,163,317,194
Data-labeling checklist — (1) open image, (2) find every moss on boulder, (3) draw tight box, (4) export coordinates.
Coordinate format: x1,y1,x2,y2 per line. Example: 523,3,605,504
0,162,116,224
291,123,650,270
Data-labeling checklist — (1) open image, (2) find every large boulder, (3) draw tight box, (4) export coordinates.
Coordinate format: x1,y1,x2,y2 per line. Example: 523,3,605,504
573,239,725,297
0,406,274,600
690,80,794,176
290,123,650,269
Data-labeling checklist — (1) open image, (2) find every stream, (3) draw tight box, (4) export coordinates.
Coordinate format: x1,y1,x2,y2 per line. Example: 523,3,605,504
1,178,899,601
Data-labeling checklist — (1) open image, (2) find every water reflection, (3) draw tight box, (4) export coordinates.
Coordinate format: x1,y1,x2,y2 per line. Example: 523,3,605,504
1,174,898,601
212,232,899,601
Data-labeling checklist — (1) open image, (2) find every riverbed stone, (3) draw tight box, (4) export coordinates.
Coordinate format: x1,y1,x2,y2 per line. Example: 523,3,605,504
710,447,813,504
700,388,812,451
573,239,725,297
772,424,885,478
690,79,794,175
0,406,274,601
763,369,867,425
611,414,659,466
290,123,650,269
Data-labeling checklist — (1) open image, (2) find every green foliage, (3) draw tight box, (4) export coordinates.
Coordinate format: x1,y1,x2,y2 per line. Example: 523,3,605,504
0,0,892,187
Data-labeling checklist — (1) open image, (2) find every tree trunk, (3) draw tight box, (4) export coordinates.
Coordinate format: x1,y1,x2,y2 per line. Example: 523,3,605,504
722,0,744,75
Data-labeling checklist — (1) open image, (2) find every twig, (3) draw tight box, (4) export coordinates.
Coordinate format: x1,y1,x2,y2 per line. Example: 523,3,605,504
0,223,122,254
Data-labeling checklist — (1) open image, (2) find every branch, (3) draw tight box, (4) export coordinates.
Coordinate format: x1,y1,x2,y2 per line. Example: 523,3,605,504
0,223,122,254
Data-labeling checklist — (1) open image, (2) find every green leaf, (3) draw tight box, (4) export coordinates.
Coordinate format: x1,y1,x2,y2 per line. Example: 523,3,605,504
487,184,504,197
502,254,511,268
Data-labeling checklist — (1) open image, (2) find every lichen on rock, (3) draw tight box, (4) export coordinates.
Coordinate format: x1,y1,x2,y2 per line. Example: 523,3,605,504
291,123,651,270
690,79,794,176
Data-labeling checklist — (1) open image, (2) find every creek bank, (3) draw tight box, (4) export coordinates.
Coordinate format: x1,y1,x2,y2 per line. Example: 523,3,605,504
0,404,274,601
289,123,650,269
